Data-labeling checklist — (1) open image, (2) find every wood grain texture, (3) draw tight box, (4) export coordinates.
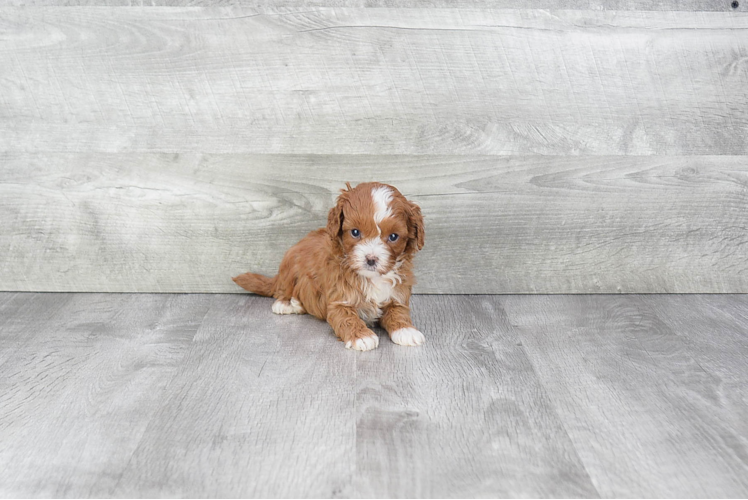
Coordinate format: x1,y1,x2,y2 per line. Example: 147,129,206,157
501,294,748,497
355,295,598,497
1,153,746,293
2,292,748,497
645,294,748,387
0,293,599,498
111,293,357,498
0,292,74,367
3,1,747,10
642,294,748,464
0,293,212,497
2,8,748,155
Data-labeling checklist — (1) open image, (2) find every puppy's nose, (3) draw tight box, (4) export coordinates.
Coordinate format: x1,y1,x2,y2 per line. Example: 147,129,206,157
366,255,378,267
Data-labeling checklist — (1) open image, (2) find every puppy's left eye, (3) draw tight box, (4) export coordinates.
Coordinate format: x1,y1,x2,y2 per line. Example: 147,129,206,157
388,233,399,242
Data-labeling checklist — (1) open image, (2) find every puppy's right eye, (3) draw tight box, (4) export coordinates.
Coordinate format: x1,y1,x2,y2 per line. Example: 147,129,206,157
350,229,360,238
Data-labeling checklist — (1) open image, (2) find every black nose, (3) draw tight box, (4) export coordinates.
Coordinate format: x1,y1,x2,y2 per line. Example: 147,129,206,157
366,257,377,267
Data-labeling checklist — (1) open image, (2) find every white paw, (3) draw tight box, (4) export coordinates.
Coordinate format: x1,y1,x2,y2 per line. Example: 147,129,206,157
272,299,305,315
345,335,379,351
390,328,425,347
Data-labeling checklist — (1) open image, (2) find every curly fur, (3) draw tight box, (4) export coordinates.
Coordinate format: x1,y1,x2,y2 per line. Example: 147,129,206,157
233,182,425,351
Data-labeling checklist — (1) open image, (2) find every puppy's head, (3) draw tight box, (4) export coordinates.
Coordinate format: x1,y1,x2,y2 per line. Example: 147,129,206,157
327,182,424,278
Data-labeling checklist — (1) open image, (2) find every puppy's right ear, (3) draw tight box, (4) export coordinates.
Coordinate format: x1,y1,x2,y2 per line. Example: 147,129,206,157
327,197,345,240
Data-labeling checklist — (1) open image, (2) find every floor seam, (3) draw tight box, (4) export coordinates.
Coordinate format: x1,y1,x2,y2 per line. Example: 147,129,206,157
494,296,604,499
109,294,215,495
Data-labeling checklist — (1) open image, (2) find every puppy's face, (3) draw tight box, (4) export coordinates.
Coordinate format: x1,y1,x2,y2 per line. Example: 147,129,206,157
327,182,424,278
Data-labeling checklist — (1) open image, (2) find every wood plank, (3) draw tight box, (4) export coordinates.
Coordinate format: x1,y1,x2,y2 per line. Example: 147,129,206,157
111,294,356,497
0,293,597,497
645,295,748,385
0,292,75,367
3,1,746,10
501,294,748,497
2,292,748,496
2,8,747,155
0,293,211,497
355,295,599,497
1,153,746,293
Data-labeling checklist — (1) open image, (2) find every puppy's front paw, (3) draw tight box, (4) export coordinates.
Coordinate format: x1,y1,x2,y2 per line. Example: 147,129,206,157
390,327,425,347
345,333,379,351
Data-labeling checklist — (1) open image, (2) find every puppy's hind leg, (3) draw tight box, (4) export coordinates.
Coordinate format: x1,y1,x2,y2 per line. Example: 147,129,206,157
269,263,306,314
272,297,306,315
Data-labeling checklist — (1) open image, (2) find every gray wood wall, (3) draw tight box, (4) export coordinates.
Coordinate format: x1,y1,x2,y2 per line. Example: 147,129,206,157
1,2,747,293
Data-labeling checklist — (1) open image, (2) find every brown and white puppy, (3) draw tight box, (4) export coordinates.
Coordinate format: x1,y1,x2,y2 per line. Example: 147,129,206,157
233,182,425,351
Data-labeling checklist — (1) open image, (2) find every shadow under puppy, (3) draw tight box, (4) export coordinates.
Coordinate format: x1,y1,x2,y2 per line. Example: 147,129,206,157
233,182,425,351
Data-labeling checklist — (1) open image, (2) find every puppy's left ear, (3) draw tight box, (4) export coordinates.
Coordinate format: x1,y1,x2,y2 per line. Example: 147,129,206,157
406,200,425,252
327,197,345,240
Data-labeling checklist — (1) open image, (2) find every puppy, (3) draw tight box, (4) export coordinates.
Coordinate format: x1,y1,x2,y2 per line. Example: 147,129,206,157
233,182,425,351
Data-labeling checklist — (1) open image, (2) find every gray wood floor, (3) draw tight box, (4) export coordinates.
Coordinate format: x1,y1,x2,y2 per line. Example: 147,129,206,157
1,293,747,498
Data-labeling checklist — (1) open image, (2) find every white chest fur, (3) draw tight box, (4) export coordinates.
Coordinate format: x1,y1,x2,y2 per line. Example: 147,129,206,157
357,270,403,323
365,273,396,306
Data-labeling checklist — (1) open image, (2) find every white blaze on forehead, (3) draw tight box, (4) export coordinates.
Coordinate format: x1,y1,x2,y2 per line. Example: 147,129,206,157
371,186,393,229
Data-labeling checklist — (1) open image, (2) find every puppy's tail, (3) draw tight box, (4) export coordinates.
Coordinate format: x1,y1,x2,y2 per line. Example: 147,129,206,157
232,272,277,297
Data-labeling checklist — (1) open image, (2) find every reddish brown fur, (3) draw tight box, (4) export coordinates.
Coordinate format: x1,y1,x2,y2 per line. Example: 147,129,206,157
232,273,276,296
233,182,425,349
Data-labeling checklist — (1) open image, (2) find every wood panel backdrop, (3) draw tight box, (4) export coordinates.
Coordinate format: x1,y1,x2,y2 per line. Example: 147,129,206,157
1,2,747,293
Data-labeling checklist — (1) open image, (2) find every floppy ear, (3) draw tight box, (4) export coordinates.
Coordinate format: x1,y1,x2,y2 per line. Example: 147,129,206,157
327,197,345,240
406,200,425,253
328,184,354,240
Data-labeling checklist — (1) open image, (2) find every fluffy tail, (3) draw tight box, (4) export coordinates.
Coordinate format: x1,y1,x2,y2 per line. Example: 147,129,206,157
232,272,276,297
